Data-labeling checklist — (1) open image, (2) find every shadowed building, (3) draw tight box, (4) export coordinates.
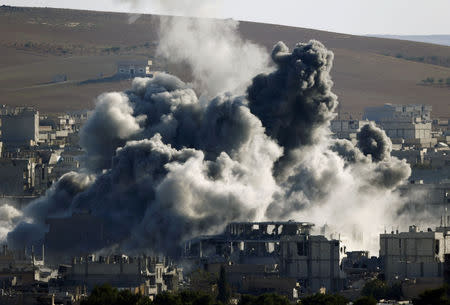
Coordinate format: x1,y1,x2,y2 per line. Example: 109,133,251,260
184,221,344,295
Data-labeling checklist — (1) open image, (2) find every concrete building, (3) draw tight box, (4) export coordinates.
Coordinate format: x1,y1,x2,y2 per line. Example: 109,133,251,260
117,60,152,77
0,158,35,195
364,104,432,122
184,221,344,294
379,118,436,144
398,181,450,216
0,107,39,147
44,212,109,264
424,149,450,168
380,225,450,283
391,148,425,166
330,120,371,139
62,254,181,296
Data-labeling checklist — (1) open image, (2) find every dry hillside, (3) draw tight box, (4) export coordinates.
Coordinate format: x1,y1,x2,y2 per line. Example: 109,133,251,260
0,6,449,117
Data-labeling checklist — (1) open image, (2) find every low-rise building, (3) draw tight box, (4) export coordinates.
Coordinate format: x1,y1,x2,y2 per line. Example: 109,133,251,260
62,254,181,296
117,60,152,78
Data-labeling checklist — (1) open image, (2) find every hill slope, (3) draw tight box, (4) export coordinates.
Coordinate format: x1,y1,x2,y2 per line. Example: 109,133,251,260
369,35,450,47
0,6,449,117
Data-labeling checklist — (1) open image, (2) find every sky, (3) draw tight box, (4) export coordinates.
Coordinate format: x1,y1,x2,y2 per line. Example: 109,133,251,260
1,0,450,35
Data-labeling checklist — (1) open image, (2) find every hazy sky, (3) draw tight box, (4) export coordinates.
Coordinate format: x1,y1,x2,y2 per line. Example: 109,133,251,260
2,0,450,35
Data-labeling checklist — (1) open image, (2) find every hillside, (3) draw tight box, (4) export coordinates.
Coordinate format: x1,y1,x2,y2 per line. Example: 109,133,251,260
0,5,449,117
369,35,450,47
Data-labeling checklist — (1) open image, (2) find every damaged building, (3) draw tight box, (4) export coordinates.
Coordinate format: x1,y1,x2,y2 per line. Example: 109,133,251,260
184,221,344,295
58,254,181,297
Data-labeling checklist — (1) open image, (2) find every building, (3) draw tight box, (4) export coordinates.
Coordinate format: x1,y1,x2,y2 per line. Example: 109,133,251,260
0,107,39,147
379,119,434,147
0,158,35,195
330,120,371,139
184,221,344,294
398,181,450,216
379,225,450,283
117,60,152,77
61,254,181,296
363,104,432,122
44,212,109,264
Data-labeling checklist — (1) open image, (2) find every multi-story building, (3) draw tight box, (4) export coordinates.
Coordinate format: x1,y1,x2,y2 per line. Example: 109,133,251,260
330,120,371,139
398,181,450,216
0,158,35,195
0,107,39,147
184,221,344,294
364,104,432,122
379,225,450,283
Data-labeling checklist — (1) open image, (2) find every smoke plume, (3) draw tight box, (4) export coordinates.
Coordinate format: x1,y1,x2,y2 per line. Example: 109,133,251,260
6,35,415,256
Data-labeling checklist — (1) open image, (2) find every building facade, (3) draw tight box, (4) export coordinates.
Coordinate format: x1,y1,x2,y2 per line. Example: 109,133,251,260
364,104,432,122
184,221,344,294
117,60,152,77
0,107,39,147
380,225,450,283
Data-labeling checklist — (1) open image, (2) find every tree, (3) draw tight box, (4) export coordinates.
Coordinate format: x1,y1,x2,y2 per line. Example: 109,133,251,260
299,293,348,305
412,287,450,305
354,296,377,305
81,284,119,305
153,291,182,305
80,284,151,305
154,290,220,305
361,279,402,301
217,265,231,304
238,293,291,305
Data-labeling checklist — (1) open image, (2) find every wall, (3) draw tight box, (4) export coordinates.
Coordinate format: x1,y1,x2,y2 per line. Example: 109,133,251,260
0,110,39,146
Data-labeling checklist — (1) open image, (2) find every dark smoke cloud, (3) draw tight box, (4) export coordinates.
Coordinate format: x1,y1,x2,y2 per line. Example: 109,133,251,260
248,40,337,150
357,123,392,162
7,40,413,256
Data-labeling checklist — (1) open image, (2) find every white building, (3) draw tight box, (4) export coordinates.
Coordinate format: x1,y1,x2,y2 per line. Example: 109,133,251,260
117,60,152,77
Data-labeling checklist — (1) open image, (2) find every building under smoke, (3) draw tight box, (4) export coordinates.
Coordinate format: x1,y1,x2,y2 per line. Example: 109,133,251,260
184,221,344,294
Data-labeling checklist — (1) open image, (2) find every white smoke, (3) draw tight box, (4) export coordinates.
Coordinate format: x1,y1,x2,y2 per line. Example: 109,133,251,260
157,16,270,95
121,0,270,96
0,204,22,242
